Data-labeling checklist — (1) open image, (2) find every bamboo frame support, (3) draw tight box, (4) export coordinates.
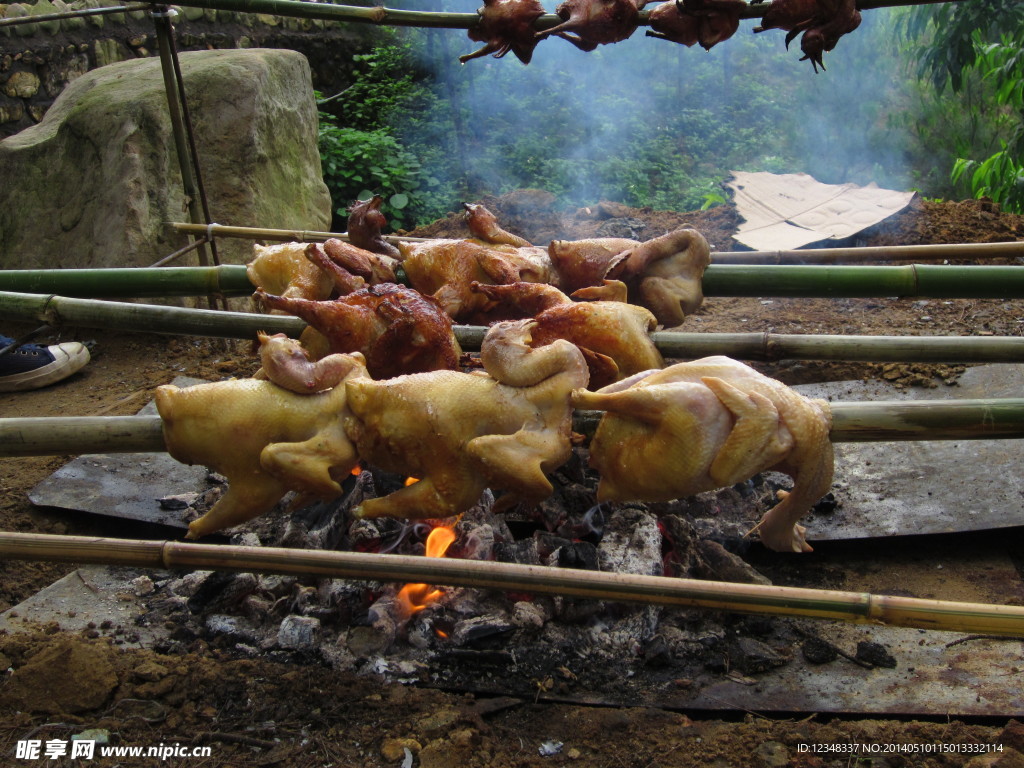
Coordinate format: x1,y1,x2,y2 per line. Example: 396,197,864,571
4,261,1024,299
146,0,968,30
168,221,1023,264
3,291,1023,364
0,2,150,27
0,531,1020,636
1,398,1022,458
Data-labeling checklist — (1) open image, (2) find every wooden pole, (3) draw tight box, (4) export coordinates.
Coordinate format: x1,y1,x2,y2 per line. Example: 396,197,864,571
1,398,1023,458
0,531,1020,636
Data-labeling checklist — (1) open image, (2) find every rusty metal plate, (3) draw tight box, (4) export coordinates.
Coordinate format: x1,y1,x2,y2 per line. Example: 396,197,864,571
28,377,210,529
797,364,1024,542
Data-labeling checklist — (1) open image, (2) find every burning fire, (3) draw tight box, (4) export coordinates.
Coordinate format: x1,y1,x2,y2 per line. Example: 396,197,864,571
396,525,455,616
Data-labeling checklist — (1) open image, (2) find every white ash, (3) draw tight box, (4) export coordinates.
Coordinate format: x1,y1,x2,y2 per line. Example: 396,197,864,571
597,506,663,576
277,615,321,651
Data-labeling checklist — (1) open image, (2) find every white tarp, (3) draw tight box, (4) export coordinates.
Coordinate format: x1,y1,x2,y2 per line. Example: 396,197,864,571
726,171,916,251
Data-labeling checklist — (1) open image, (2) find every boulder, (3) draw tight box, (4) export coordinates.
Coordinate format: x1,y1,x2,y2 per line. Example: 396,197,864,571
0,48,331,269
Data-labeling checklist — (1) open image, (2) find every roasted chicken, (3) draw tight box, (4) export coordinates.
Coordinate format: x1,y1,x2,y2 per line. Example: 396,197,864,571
461,0,547,64
308,240,398,294
246,242,335,305
470,280,663,387
346,196,400,259
156,349,369,539
573,356,833,553
754,0,861,72
256,331,362,394
646,0,745,50
254,279,462,380
541,0,643,51
608,226,712,327
343,319,590,520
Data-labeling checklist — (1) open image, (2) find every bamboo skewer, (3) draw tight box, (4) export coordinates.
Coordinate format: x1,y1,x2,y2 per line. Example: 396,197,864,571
2,398,1023,458
3,291,1024,364
0,531,1020,636
169,221,1024,264
4,261,1024,299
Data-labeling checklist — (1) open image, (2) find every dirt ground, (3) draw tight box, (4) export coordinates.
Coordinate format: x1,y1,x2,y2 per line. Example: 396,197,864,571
0,194,1022,766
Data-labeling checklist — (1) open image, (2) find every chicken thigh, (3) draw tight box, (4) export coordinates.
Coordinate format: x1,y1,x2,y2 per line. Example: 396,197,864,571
343,319,589,520
346,196,401,259
572,356,833,553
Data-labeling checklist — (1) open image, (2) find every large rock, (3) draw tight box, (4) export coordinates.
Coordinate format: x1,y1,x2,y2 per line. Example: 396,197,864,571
0,48,331,269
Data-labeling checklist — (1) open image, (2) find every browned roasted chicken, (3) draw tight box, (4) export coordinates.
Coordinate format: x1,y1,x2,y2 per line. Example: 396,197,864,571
307,240,398,294
754,0,860,71
461,0,548,64
344,319,590,520
254,279,462,380
646,0,745,50
470,280,663,387
573,356,833,553
346,196,400,259
156,347,369,539
540,0,643,50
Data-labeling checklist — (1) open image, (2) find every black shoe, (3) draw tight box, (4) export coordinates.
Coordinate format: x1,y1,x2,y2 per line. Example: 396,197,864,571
0,336,90,392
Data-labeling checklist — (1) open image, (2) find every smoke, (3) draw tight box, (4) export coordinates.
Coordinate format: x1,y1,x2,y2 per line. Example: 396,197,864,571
393,1,915,210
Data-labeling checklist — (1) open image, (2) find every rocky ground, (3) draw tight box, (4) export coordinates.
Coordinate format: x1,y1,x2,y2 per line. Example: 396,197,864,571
0,194,1022,767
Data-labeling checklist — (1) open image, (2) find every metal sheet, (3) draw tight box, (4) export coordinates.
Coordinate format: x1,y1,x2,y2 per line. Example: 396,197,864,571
28,377,210,529
797,364,1024,542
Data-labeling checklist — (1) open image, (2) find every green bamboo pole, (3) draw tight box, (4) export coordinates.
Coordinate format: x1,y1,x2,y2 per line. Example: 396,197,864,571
3,292,1023,363
3,263,1024,299
2,398,1022,458
0,531,1019,635
169,221,1024,265
712,240,1024,264
153,0,968,29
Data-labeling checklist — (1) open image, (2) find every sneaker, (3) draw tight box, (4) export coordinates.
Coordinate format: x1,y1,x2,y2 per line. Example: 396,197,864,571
0,336,91,393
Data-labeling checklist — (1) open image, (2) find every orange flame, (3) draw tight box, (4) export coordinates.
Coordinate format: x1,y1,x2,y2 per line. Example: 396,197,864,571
397,526,455,616
404,476,420,486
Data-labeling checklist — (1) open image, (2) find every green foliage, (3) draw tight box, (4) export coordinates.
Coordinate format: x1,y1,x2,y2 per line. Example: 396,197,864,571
947,30,1024,212
897,0,1024,92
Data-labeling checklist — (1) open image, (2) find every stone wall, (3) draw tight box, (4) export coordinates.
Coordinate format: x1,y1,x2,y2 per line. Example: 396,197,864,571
0,0,383,137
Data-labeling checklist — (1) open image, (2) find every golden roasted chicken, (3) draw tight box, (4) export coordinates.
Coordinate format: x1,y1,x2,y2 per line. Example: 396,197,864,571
573,356,833,553
343,319,590,520
156,346,369,539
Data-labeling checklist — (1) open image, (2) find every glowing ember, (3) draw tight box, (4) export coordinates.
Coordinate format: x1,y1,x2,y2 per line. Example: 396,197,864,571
404,476,420,486
397,525,455,616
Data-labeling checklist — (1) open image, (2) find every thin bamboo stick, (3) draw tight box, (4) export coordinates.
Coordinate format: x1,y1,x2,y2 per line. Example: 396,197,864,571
0,2,151,27
3,292,1023,364
0,531,1020,636
1,398,1022,458
712,240,1024,264
4,262,1024,299
169,221,1022,265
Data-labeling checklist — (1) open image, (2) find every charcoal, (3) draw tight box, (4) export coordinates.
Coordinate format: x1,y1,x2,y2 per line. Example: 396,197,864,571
856,640,897,668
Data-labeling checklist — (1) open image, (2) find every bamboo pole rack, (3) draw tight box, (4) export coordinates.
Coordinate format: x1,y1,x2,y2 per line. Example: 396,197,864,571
3,291,1024,364
3,261,1024,299
2,397,1023,458
0,531,1021,636
168,221,1024,264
